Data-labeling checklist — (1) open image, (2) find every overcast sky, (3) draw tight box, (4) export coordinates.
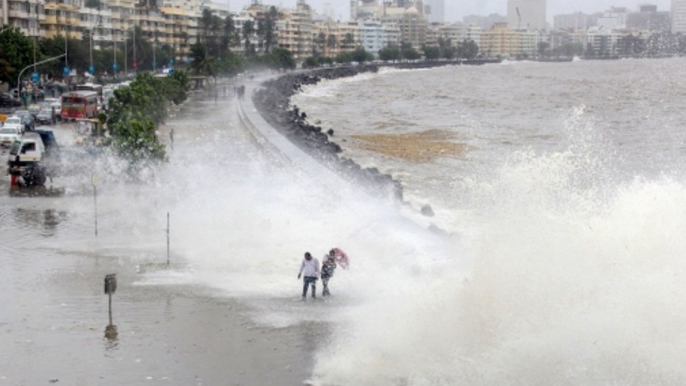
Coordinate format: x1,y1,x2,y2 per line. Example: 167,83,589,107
227,0,672,22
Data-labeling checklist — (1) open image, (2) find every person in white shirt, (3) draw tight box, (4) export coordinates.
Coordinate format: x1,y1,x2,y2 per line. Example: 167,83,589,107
297,252,320,299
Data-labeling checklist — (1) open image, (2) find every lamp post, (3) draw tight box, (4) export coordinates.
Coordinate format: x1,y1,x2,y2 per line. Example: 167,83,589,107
152,25,156,72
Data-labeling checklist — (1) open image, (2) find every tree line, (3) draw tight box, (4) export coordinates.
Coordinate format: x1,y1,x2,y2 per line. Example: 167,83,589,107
103,70,189,163
0,25,181,86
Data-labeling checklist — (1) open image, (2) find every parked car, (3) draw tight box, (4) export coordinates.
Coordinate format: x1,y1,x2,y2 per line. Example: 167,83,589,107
36,108,53,125
0,126,22,147
14,113,35,131
0,93,21,107
28,104,41,117
3,116,24,133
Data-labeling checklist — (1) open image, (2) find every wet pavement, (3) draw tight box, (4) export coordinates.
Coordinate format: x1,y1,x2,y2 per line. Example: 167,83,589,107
0,86,323,386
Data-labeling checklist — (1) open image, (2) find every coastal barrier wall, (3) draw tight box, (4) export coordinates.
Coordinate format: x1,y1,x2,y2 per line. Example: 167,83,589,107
251,60,495,204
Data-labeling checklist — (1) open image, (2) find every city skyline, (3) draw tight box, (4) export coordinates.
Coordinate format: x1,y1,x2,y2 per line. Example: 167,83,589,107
228,0,672,22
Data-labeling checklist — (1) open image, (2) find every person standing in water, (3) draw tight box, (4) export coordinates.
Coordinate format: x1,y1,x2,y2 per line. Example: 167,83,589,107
321,252,337,297
298,252,320,299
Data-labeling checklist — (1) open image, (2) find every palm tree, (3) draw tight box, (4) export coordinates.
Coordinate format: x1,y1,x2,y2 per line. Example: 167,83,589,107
262,6,279,53
242,20,255,57
315,32,325,56
343,33,354,49
200,9,212,43
190,42,215,77
221,14,237,52
326,34,337,54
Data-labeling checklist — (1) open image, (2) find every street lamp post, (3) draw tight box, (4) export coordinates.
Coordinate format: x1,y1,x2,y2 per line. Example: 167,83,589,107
18,54,66,98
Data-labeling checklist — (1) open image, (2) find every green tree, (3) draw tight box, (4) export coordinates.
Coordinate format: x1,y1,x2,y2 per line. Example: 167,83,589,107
303,56,319,68
401,42,420,60
189,42,216,77
257,6,279,54
327,34,337,50
217,51,246,76
422,45,441,60
335,52,353,64
379,44,401,61
0,26,36,86
460,40,479,60
351,46,373,63
220,14,238,54
270,48,295,69
537,41,550,57
242,20,256,57
342,33,355,49
315,32,326,56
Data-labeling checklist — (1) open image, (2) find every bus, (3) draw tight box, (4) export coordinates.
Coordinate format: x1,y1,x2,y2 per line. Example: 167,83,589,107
61,91,98,120
76,83,103,97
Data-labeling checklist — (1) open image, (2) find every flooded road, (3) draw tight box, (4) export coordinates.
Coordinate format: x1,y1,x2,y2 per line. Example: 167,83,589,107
0,89,325,385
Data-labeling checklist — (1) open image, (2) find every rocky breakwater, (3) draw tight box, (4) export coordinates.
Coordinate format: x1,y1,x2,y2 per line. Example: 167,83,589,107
253,65,406,201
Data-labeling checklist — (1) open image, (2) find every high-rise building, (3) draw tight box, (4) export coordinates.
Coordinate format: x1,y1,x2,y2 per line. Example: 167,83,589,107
627,5,670,31
507,0,546,30
554,12,591,30
2,0,45,37
463,13,506,30
424,0,443,24
673,0,686,32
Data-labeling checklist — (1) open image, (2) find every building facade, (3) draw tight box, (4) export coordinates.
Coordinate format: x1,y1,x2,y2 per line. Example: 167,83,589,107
554,12,591,30
424,0,443,24
357,19,386,57
3,0,46,37
672,0,686,32
437,23,481,47
276,1,313,60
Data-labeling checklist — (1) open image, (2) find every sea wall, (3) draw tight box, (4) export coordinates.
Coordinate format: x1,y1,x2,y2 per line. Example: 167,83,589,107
252,61,494,203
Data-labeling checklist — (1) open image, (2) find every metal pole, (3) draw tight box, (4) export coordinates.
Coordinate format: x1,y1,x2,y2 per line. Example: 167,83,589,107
17,54,66,96
124,31,128,75
94,185,98,236
108,292,112,325
133,23,136,73
166,212,170,266
113,33,117,77
153,27,156,72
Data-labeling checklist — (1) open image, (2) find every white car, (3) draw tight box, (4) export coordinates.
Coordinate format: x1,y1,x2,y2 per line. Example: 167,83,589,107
0,127,22,147
3,117,24,133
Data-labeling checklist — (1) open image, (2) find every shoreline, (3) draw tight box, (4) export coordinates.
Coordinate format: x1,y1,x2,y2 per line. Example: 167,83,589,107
252,61,486,205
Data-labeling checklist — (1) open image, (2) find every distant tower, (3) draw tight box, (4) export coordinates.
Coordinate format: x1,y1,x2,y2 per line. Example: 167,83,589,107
674,0,686,33
351,0,379,20
507,0,547,30
425,0,444,23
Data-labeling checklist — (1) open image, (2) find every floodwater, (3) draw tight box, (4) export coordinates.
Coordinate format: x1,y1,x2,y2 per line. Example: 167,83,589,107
294,59,686,385
1,81,450,385
6,59,686,385
0,92,331,385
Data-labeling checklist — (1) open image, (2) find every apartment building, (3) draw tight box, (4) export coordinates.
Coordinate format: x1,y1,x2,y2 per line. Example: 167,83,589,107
673,0,686,33
276,1,313,60
437,23,481,47
482,21,544,57
357,19,386,57
41,0,80,38
3,0,46,37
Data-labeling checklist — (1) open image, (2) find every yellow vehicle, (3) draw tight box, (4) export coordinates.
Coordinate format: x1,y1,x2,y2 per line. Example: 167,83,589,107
0,114,7,124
